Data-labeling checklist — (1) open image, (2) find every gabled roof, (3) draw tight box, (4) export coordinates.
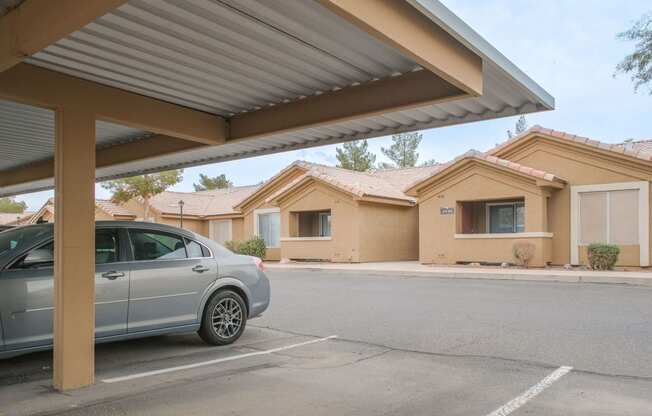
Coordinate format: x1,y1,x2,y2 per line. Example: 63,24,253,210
489,126,652,164
149,185,260,217
406,149,566,196
0,212,32,225
27,197,137,224
95,199,137,218
263,161,444,206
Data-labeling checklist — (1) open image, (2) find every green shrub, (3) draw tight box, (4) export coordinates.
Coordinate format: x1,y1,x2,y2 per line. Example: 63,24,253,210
225,237,266,259
587,243,620,270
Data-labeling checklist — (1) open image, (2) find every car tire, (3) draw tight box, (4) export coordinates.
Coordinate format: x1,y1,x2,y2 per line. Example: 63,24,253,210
199,290,247,346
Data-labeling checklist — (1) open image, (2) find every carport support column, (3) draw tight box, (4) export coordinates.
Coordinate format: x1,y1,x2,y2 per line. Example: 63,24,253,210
53,108,96,391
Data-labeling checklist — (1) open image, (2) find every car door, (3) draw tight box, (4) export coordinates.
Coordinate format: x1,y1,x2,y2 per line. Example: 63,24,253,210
0,229,130,350
94,227,131,338
126,228,216,333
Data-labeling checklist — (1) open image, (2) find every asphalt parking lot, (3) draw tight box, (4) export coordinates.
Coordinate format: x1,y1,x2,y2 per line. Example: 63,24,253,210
1,269,652,415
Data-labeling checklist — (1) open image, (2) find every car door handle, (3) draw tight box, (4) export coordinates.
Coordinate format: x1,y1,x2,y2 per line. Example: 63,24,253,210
101,271,125,280
192,265,210,273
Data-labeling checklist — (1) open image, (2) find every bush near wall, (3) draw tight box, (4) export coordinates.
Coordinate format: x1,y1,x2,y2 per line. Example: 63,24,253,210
224,237,266,259
512,241,536,268
587,243,620,270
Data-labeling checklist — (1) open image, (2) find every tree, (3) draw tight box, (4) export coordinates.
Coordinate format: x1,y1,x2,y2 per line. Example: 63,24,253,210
0,197,27,213
507,115,528,139
335,139,376,172
102,170,183,221
615,12,652,94
193,173,232,191
420,158,438,167
380,132,422,168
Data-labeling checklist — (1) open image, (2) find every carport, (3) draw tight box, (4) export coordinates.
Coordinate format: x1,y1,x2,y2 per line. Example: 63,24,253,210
0,0,553,391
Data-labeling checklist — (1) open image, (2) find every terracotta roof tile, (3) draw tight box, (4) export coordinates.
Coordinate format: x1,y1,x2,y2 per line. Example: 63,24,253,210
95,199,136,217
264,161,445,205
149,185,259,217
490,126,652,164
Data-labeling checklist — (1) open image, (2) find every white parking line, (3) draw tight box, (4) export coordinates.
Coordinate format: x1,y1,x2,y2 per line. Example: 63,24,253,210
102,335,338,384
485,366,573,416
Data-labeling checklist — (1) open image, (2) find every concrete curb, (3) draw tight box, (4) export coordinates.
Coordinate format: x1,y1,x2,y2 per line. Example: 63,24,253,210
266,265,652,287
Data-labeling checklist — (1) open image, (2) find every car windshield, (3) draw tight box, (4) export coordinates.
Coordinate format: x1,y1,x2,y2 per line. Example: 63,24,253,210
0,225,51,258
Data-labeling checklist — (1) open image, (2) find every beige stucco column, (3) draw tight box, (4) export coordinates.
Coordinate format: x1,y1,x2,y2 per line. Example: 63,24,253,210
525,193,548,232
53,108,96,391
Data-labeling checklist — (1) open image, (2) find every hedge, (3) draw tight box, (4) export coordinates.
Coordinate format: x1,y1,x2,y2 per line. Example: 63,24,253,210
224,237,266,259
587,243,620,270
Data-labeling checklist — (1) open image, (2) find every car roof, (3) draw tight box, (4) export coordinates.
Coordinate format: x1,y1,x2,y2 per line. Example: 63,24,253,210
7,221,202,240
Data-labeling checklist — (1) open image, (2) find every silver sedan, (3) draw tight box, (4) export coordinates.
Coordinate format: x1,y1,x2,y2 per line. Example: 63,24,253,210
0,221,270,359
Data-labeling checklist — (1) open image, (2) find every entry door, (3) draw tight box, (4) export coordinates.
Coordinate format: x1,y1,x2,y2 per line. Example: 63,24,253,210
0,230,130,351
126,229,216,333
210,220,232,245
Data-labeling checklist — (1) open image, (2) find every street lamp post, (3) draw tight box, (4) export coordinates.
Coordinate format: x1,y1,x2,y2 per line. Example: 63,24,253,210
178,200,185,229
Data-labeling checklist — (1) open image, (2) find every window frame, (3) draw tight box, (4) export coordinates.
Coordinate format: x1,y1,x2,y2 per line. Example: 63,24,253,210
253,208,281,249
126,228,190,263
571,181,649,266
485,201,525,234
184,237,213,259
318,212,332,237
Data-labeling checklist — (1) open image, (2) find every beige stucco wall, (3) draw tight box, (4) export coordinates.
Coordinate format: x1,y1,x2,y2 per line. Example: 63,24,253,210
358,202,419,262
418,163,553,267
277,181,359,262
241,168,307,261
231,217,245,242
498,137,652,266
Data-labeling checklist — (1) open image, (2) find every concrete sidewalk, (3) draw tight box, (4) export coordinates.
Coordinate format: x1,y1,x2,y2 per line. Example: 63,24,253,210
266,261,652,286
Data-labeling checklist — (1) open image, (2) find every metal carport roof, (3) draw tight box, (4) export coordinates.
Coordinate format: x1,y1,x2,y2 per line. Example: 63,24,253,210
0,0,554,197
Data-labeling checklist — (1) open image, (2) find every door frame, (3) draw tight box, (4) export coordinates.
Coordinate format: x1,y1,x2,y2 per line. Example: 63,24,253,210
570,181,649,266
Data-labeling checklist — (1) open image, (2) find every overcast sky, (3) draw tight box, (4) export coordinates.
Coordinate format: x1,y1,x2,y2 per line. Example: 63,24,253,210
15,0,652,211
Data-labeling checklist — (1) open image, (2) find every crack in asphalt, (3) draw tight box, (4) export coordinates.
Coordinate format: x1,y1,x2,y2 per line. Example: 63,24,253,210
250,324,652,382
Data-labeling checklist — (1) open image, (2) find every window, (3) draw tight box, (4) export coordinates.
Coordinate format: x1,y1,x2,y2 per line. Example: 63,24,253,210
319,212,331,237
96,229,120,265
0,225,51,258
256,210,280,248
210,220,232,245
185,238,211,258
11,241,54,269
579,190,639,245
487,202,525,233
129,229,187,261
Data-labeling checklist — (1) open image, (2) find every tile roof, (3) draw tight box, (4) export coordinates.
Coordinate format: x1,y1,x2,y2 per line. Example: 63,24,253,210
95,199,136,217
0,212,32,225
266,161,445,205
149,185,259,217
490,126,652,163
613,139,652,155
405,149,565,194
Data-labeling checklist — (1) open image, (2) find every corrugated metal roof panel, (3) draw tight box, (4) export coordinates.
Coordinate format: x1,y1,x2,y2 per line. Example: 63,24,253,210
25,0,417,117
0,100,150,172
0,0,555,196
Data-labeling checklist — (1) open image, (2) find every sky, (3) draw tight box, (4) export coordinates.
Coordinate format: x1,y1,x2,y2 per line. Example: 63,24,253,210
14,0,652,211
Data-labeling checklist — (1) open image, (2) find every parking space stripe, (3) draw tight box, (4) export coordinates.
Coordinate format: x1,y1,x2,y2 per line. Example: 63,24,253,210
485,366,573,416
102,335,338,384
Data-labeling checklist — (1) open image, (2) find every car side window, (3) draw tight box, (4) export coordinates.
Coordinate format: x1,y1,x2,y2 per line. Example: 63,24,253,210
11,241,54,269
129,229,187,261
185,238,211,258
96,229,121,265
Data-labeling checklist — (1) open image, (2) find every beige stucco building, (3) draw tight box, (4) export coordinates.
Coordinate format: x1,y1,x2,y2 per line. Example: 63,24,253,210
18,127,651,269
122,185,259,243
235,161,439,262
408,127,652,268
